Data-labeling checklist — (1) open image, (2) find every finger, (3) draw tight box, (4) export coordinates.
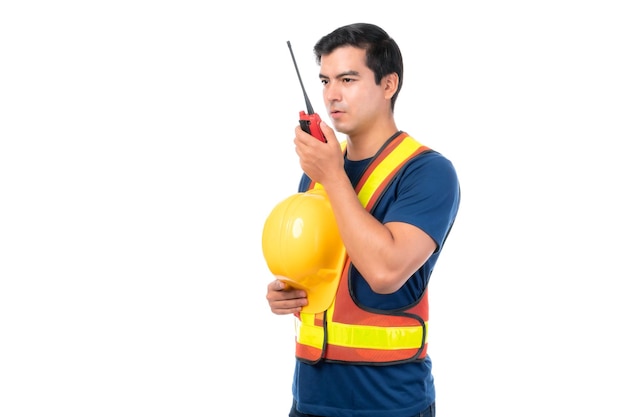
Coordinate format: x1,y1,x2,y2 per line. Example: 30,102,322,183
319,121,337,143
271,298,308,315
272,306,302,315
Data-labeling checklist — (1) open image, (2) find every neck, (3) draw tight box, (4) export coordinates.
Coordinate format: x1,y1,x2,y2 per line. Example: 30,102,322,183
345,124,399,161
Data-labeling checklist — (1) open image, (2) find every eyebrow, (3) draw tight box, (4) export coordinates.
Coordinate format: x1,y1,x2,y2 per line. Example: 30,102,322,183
319,70,360,80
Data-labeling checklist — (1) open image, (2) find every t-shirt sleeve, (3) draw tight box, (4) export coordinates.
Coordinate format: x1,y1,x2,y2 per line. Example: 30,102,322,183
382,152,460,252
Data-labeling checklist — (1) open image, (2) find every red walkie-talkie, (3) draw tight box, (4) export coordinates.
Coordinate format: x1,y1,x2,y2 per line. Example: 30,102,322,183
287,40,326,142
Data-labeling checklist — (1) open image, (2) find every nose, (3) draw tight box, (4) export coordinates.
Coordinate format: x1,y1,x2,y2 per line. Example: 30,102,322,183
324,81,341,104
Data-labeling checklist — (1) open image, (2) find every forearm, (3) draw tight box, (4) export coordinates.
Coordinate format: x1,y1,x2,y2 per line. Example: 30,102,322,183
323,178,409,294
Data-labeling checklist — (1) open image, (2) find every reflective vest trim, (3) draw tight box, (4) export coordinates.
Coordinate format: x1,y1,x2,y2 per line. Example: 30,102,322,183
296,132,432,365
325,319,428,350
312,133,428,212
355,134,425,210
295,312,324,350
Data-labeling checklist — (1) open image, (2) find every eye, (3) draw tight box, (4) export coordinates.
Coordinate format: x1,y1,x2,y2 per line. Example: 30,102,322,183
342,77,354,83
320,79,329,85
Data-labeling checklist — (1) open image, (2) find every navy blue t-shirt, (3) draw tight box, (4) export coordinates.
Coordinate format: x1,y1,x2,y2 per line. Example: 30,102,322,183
293,140,460,417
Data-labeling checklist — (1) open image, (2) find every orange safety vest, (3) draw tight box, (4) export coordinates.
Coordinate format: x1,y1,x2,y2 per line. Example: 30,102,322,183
295,132,432,365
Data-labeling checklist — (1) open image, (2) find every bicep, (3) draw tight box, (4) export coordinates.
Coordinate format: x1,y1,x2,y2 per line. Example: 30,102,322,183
384,221,436,288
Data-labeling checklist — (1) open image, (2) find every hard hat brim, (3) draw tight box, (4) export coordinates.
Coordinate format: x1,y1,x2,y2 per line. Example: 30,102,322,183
280,245,346,313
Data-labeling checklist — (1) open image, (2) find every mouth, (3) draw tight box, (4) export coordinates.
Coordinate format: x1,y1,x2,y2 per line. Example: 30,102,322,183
329,109,344,119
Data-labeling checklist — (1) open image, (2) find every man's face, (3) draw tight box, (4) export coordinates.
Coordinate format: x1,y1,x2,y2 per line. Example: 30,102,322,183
319,46,390,137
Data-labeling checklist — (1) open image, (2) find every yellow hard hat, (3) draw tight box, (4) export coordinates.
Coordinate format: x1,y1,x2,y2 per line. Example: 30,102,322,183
262,188,346,313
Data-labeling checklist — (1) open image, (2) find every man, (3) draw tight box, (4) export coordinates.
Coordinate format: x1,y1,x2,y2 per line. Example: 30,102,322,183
266,23,460,417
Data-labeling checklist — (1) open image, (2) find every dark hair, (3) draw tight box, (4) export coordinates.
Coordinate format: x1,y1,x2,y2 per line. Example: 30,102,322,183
313,23,403,111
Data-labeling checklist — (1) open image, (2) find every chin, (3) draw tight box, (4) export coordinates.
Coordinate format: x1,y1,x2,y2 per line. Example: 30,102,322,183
331,120,350,135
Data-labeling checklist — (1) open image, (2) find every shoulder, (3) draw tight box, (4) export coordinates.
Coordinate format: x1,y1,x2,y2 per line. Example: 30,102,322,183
402,149,459,187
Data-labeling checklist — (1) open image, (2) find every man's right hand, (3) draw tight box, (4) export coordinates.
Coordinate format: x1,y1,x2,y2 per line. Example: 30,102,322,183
266,278,308,315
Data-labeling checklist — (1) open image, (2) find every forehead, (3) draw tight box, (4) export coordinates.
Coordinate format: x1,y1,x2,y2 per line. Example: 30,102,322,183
319,46,369,75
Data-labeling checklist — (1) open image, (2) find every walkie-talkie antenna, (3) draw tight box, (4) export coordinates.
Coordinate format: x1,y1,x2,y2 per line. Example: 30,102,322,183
287,40,315,115
287,40,326,142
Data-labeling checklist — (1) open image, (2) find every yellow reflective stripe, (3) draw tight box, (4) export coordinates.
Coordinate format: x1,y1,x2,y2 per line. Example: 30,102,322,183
326,321,428,350
301,136,428,354
313,138,422,206
357,137,422,207
296,314,324,349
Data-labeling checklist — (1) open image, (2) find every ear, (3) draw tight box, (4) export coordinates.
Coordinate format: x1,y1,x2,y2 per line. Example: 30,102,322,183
383,73,399,100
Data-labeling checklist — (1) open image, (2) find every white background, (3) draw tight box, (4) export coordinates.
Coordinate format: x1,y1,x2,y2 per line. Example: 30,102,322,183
1,1,625,416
